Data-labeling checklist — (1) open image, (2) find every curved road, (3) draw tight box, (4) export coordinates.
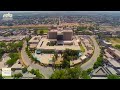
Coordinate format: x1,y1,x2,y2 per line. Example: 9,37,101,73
21,41,53,79
81,35,100,70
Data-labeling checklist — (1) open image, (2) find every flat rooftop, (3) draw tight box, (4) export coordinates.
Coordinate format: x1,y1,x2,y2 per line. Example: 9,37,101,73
29,36,41,43
107,58,120,68
36,38,80,51
108,47,120,57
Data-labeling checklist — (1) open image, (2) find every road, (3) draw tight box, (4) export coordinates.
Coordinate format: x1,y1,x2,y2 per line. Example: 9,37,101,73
21,41,53,79
81,35,100,70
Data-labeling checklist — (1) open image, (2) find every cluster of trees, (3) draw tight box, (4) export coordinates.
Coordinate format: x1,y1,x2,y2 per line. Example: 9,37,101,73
0,41,23,54
30,69,44,79
77,26,87,31
61,49,79,68
25,46,40,63
93,54,103,69
50,67,91,79
6,53,19,66
107,75,120,79
12,73,23,79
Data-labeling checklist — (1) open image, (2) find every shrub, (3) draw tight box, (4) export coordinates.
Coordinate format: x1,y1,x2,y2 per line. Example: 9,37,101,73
22,67,27,73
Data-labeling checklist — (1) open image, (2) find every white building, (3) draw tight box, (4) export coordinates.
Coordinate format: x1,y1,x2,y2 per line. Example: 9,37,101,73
3,13,13,21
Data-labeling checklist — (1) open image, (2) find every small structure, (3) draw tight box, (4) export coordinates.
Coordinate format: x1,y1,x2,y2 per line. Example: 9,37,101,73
102,40,112,47
80,55,87,61
91,67,109,77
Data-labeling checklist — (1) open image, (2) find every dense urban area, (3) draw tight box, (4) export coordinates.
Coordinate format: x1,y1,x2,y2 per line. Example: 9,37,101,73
0,11,120,79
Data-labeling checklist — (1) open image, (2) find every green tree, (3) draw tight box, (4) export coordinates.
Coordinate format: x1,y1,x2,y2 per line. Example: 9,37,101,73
80,71,91,79
30,69,44,79
86,68,93,74
0,42,6,48
0,74,3,79
16,41,23,50
67,67,82,79
40,30,44,35
107,75,120,79
50,69,67,79
13,73,23,79
22,67,27,73
54,52,58,60
50,67,88,79
61,60,70,68
93,54,103,69
6,53,19,66
0,49,4,60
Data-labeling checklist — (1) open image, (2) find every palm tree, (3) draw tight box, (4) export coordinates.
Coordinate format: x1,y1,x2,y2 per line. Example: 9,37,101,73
52,56,57,68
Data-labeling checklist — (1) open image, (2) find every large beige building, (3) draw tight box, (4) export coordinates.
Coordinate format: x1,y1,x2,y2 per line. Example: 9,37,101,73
47,30,57,39
47,29,73,41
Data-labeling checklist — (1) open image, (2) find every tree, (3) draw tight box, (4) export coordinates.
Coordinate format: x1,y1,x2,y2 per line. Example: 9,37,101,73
54,52,58,60
0,42,6,48
0,74,3,79
40,30,44,35
30,69,44,79
0,49,4,60
67,67,82,79
22,67,27,73
50,69,67,79
35,69,44,79
6,53,19,66
13,73,23,79
50,67,88,79
80,71,91,79
16,41,23,50
61,60,70,68
107,75,120,79
86,68,93,74
93,54,103,69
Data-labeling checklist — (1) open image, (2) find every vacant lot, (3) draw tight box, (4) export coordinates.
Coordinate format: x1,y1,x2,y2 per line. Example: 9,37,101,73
107,38,120,46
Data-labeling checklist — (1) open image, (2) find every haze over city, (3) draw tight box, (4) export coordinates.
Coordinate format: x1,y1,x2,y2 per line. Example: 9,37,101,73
0,11,120,79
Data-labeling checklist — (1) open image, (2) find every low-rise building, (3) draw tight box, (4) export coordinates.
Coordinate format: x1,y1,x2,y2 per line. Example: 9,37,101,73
107,47,120,61
29,36,41,49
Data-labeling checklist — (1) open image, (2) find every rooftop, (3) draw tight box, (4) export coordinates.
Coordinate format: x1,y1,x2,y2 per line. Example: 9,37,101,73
107,58,120,68
29,36,41,43
36,37,80,51
108,47,120,57
92,67,109,76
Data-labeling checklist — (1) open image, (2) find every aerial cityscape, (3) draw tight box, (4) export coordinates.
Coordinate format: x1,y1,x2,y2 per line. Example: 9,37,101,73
0,11,120,79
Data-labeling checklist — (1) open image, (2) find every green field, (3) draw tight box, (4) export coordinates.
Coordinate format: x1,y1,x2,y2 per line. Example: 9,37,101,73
37,29,49,34
106,37,120,46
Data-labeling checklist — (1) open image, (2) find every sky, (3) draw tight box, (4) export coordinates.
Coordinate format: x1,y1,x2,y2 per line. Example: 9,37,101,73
0,11,120,16
0,11,120,13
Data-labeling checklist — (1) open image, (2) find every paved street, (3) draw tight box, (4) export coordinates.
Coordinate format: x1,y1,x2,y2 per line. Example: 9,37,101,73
81,35,100,70
21,41,53,79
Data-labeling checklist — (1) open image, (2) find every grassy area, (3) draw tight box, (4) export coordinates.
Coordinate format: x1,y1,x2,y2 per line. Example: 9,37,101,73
106,37,120,46
80,44,85,52
37,29,49,34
